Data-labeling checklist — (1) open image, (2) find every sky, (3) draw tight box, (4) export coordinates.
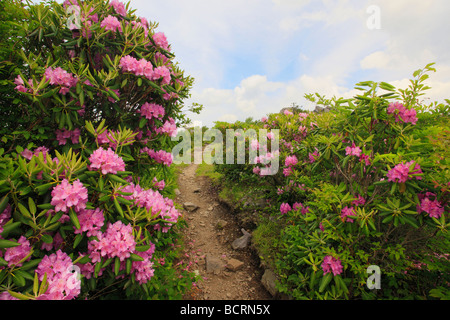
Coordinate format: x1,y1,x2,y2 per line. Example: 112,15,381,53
47,0,450,128
125,0,450,128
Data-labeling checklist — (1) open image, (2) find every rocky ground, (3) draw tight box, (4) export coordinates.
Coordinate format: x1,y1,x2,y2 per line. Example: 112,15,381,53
176,162,272,300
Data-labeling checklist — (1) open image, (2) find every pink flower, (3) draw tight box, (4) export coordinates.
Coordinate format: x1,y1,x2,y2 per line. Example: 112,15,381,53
88,221,136,262
141,148,173,166
352,195,366,206
74,208,104,237
110,0,127,16
51,179,88,213
253,166,261,175
153,32,169,51
88,147,126,175
139,102,165,120
417,194,445,219
280,203,292,215
14,75,29,93
308,150,320,163
387,102,418,125
152,66,171,85
341,206,356,223
100,15,122,32
322,255,343,276
345,143,362,157
387,161,422,183
3,236,32,267
284,155,298,167
36,250,81,300
44,67,77,94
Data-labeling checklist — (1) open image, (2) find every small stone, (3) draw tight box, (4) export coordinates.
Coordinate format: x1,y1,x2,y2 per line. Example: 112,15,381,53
193,188,201,193
216,219,228,229
231,229,251,250
261,269,278,297
205,255,224,274
226,258,244,272
183,202,199,212
174,189,181,196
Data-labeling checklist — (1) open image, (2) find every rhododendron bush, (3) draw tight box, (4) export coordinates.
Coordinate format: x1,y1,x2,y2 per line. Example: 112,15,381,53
0,0,198,299
214,63,450,299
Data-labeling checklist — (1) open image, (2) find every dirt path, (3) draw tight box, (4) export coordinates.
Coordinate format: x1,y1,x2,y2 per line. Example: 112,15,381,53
176,162,272,300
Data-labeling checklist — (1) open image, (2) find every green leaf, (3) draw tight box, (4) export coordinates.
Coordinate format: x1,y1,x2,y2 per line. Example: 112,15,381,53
0,239,21,248
319,273,332,293
69,208,81,230
40,234,53,244
130,253,144,262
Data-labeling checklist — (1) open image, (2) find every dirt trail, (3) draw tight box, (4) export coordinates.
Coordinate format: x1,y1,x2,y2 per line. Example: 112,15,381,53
176,162,271,300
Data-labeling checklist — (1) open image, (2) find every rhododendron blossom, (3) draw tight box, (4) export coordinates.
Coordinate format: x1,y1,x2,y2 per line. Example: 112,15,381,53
110,0,126,16
100,15,122,32
152,32,169,51
284,155,298,167
417,193,445,219
89,147,125,175
36,250,81,300
139,102,165,120
141,147,173,166
387,102,418,125
280,203,292,215
89,221,136,262
74,208,105,237
341,206,356,223
44,67,77,94
51,179,88,213
387,161,422,183
322,255,343,276
345,143,362,157
2,236,32,267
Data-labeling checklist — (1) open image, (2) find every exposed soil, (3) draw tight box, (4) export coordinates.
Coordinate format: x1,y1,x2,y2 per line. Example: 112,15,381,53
176,162,272,300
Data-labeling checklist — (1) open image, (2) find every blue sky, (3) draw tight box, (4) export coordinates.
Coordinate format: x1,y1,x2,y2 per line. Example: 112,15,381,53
54,0,450,127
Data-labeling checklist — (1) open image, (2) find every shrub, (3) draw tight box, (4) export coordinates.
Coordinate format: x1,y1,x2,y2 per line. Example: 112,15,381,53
0,0,198,300
215,63,450,299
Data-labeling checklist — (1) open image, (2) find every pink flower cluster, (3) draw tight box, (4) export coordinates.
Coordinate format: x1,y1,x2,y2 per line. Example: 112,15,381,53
155,117,177,137
139,102,165,120
387,102,418,125
345,143,362,157
110,0,127,16
130,245,155,284
321,255,343,276
1,236,32,267
119,55,172,84
153,32,170,51
36,250,81,300
100,15,122,32
13,75,33,93
55,128,81,145
74,208,105,237
88,147,125,175
141,147,173,166
89,221,136,262
120,183,180,232
285,155,298,167
293,202,310,215
417,193,445,219
44,67,77,95
308,150,320,163
280,203,291,215
387,161,423,183
51,179,88,213
341,206,356,223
